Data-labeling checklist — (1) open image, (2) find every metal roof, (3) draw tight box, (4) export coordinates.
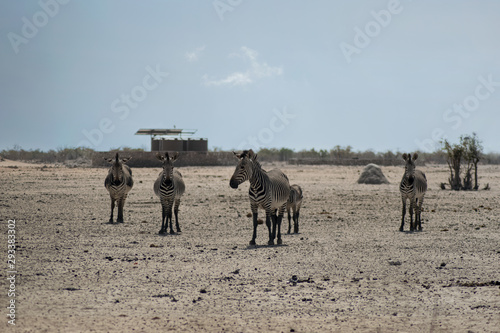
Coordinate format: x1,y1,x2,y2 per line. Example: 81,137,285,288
135,129,197,136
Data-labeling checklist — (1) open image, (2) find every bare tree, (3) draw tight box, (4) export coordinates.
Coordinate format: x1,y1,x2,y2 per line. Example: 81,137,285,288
461,133,483,190
441,133,483,191
442,139,463,190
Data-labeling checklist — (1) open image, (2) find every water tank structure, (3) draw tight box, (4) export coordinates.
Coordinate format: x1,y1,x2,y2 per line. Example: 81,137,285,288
135,128,208,152
185,139,208,152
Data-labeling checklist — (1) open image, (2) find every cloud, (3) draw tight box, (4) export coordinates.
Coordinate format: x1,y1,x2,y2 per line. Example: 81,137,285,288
203,47,283,86
185,45,205,62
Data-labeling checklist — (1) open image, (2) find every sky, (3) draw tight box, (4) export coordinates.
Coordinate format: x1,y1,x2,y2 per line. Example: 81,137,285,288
1,0,500,153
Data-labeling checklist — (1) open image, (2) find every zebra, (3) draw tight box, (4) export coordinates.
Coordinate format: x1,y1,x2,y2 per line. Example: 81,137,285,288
400,153,427,232
229,150,290,245
104,152,133,223
287,184,303,234
154,152,185,234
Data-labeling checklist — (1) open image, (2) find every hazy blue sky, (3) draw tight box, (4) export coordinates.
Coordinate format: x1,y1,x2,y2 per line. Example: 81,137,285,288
1,0,500,153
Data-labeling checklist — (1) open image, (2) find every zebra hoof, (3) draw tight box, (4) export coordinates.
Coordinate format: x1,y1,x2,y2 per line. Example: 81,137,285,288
249,240,256,246
268,240,274,246
159,230,165,235
277,239,282,245
169,230,176,235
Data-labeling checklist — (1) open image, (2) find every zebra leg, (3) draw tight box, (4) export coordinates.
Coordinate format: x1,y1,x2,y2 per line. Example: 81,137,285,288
293,207,299,234
417,198,424,231
109,197,115,223
174,199,181,233
268,213,277,245
400,198,406,232
159,204,167,234
287,207,292,234
409,200,415,232
276,208,285,245
250,212,258,245
117,198,125,223
167,209,175,234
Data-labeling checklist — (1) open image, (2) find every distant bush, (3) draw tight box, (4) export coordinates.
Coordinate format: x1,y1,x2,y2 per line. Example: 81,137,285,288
441,133,484,190
0,147,94,163
1,144,499,166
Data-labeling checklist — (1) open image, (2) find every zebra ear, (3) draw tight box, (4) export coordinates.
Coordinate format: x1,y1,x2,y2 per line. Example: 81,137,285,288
412,153,418,161
402,153,408,161
104,158,114,164
247,149,256,159
122,157,131,163
233,151,242,159
171,152,179,161
156,153,164,161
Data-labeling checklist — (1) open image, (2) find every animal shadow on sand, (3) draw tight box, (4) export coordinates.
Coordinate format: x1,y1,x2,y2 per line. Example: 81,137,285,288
245,243,289,250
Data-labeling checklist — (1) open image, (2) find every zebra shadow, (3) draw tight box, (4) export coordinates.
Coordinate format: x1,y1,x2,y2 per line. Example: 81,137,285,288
244,243,289,250
400,230,424,234
157,232,182,237
102,221,123,225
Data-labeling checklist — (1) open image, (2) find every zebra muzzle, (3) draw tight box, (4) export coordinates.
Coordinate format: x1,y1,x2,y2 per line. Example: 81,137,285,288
229,179,239,189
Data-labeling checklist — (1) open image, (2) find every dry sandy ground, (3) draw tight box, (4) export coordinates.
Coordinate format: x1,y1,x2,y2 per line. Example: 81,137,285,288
0,160,499,332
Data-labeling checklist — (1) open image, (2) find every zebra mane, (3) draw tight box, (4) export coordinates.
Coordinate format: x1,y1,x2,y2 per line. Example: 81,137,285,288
235,150,261,169
240,149,257,160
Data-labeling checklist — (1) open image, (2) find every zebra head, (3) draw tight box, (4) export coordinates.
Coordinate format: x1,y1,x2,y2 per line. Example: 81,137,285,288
402,153,418,184
105,153,131,184
229,150,257,189
156,152,178,187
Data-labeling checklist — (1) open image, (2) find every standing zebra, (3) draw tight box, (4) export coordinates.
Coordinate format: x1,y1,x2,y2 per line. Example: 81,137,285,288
104,153,133,223
230,150,290,245
287,184,303,234
400,153,427,232
154,152,185,234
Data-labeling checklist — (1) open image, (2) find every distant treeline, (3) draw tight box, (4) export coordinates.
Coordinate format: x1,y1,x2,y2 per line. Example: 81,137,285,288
253,146,500,165
2,145,500,165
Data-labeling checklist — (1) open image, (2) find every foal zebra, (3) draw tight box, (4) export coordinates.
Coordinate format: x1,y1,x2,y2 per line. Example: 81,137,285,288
154,152,185,234
400,153,427,232
104,153,133,223
287,184,303,234
230,150,290,245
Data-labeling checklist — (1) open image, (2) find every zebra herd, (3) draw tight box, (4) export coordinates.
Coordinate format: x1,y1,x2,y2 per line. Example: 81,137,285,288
104,149,427,244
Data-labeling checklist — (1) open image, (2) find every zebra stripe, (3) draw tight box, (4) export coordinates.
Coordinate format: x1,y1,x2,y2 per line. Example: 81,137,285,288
287,184,303,234
230,150,290,245
154,152,185,234
104,153,133,223
399,153,427,232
